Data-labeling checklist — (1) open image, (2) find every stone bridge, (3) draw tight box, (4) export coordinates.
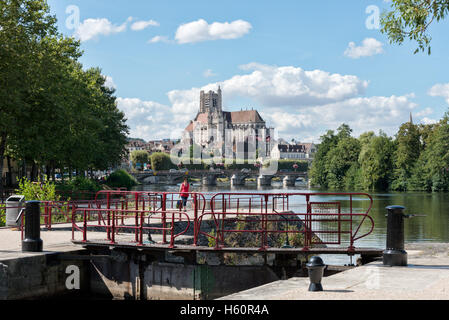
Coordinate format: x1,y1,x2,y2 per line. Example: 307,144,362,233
132,170,308,186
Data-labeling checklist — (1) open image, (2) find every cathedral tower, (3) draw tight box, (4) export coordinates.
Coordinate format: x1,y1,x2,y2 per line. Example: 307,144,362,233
200,87,222,114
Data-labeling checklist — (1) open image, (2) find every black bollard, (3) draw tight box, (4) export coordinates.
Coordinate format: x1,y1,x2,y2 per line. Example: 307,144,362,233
306,256,326,291
22,201,43,252
383,205,407,266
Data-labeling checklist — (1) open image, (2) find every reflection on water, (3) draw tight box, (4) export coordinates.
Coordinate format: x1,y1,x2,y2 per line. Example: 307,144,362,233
133,182,449,265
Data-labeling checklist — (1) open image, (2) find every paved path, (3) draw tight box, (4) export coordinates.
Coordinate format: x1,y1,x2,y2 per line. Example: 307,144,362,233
219,243,449,300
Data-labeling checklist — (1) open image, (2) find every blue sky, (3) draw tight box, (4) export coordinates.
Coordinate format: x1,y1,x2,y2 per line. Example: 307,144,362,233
47,0,449,142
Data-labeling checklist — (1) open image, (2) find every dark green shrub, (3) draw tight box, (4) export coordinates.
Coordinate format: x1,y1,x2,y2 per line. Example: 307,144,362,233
150,152,177,171
105,170,138,190
55,177,101,200
18,178,60,201
276,160,308,171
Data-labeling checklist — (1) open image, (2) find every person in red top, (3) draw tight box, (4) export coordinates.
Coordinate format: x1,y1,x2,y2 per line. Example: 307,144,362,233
179,177,190,212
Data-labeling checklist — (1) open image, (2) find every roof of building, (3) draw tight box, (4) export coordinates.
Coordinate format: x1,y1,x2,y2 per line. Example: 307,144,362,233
127,141,145,148
277,143,316,154
225,110,264,124
188,110,265,130
185,121,194,132
195,113,209,124
278,144,306,153
301,143,316,153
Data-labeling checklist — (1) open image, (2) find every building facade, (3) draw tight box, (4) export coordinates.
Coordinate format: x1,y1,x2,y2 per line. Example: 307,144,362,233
271,143,316,161
182,87,275,159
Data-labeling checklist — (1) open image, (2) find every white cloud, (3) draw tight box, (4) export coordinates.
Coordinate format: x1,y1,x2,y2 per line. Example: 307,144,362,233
131,19,159,31
428,83,449,104
263,95,417,142
148,35,172,44
415,107,433,118
203,69,217,78
168,63,368,113
117,63,418,143
344,38,384,59
420,117,439,125
74,17,132,42
117,98,185,140
104,76,117,90
175,19,252,44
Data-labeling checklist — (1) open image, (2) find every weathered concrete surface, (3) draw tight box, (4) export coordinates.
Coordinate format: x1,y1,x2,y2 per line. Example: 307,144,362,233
88,248,280,300
0,225,109,255
257,175,274,186
0,225,140,300
219,242,449,300
0,244,89,300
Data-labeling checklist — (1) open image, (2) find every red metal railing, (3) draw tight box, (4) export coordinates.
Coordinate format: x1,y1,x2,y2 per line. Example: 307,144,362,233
0,190,376,252
68,191,375,252
201,192,374,252
1,190,375,252
72,207,191,248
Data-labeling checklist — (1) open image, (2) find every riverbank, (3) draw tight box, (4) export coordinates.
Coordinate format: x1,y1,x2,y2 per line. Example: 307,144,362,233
219,242,449,300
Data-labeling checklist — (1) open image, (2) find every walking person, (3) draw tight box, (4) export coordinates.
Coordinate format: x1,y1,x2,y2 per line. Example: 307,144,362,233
179,177,190,212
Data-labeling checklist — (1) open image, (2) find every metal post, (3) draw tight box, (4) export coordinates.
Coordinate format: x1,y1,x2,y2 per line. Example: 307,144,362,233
106,193,111,240
306,256,326,292
383,205,407,266
22,201,43,252
193,194,198,246
162,193,167,244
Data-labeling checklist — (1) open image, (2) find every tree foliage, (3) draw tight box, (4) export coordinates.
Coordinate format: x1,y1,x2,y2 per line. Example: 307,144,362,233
0,0,129,190
130,150,150,170
309,118,449,192
381,0,449,54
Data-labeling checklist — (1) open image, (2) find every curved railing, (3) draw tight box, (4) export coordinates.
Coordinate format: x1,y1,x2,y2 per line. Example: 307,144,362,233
68,191,375,251
207,192,374,251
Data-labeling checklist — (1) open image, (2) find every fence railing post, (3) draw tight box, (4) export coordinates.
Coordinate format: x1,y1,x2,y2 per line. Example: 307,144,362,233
22,201,43,252
193,194,198,246
162,193,167,244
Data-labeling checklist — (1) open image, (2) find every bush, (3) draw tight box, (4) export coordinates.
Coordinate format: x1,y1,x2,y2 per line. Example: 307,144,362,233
17,178,60,201
130,150,150,170
150,152,177,171
56,176,102,200
0,205,5,227
105,170,138,190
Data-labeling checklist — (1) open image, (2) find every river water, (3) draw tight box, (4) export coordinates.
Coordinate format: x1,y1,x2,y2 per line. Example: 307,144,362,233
133,181,449,265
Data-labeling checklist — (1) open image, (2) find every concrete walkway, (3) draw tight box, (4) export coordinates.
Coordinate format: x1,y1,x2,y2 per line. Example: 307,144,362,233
219,243,449,300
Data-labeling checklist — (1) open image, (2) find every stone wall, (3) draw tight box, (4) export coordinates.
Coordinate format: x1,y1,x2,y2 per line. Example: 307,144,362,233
0,250,88,300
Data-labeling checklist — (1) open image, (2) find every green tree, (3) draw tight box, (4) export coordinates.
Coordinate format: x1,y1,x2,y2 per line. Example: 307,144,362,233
325,136,361,190
381,0,449,54
131,150,150,170
410,115,449,191
1,0,129,185
150,152,176,171
0,0,61,191
309,130,338,188
105,169,138,190
310,124,357,189
391,121,422,190
358,131,395,190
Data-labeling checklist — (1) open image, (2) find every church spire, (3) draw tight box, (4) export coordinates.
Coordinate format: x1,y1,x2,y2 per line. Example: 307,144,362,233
409,112,413,124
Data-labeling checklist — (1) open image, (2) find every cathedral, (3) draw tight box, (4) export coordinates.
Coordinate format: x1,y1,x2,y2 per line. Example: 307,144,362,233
182,87,274,159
